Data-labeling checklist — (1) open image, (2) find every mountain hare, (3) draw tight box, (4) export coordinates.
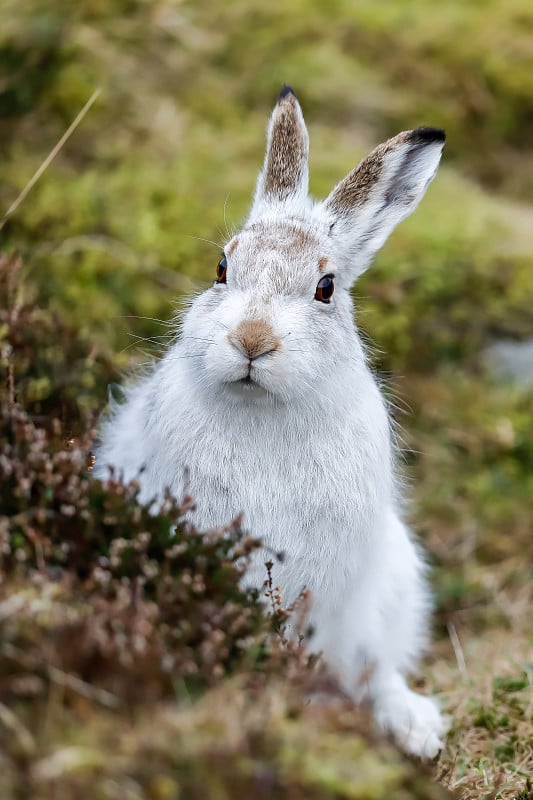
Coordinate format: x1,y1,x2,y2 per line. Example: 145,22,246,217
96,86,447,757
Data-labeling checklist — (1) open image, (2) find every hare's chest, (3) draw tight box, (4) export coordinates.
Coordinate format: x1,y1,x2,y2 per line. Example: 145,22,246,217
181,418,384,554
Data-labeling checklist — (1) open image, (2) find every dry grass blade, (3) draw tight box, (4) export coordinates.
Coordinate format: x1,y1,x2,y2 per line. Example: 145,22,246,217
446,622,468,679
47,666,120,709
0,88,102,232
0,701,36,756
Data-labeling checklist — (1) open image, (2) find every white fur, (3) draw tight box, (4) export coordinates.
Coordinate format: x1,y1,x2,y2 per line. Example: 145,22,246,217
95,91,447,757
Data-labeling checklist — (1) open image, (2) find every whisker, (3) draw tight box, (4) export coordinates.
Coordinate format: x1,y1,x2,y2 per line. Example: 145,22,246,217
223,193,231,239
125,348,159,364
120,342,162,356
127,332,175,342
118,332,177,355
135,352,202,368
118,315,174,327
187,235,225,250
280,333,309,343
179,336,215,344
216,226,228,245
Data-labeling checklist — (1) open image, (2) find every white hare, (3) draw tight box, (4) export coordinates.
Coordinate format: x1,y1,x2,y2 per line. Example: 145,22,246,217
95,86,447,757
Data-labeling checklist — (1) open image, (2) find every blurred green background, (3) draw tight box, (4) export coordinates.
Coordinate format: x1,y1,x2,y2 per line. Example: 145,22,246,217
1,1,532,794
2,0,533,359
2,0,532,586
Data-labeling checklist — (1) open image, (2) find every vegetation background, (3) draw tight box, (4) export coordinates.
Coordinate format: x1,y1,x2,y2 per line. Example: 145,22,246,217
1,1,532,798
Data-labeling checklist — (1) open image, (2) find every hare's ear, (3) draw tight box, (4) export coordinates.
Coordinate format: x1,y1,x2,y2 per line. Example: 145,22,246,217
249,86,309,219
322,128,445,282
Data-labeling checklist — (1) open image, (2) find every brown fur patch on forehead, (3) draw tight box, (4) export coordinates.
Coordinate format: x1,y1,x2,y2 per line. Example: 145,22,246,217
318,257,329,272
327,131,412,216
226,238,239,256
264,95,308,200
246,220,320,255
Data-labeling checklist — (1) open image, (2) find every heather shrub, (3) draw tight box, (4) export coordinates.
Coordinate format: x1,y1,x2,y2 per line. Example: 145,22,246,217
0,255,277,708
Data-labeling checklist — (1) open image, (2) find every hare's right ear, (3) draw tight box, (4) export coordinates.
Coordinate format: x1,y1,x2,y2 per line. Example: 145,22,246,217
322,128,445,283
249,86,310,219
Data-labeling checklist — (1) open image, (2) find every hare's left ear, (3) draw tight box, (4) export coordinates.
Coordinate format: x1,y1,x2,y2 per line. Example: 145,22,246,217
249,86,309,219
322,128,445,282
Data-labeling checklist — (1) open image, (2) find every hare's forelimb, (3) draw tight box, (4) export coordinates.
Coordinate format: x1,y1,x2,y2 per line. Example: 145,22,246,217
312,510,446,757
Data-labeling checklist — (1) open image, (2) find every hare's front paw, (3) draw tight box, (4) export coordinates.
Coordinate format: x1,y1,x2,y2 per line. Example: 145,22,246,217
375,684,448,759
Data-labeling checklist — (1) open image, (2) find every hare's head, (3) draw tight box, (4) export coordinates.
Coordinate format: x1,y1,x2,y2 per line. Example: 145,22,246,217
181,86,444,404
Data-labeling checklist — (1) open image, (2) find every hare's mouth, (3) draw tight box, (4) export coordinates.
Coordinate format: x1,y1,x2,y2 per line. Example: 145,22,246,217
222,374,270,399
236,376,265,392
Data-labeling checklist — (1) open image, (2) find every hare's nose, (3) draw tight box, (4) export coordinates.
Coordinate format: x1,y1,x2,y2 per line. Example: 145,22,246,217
228,319,280,360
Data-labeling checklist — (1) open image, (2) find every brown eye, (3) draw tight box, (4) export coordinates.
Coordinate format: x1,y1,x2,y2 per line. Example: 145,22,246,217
315,274,334,303
216,255,227,284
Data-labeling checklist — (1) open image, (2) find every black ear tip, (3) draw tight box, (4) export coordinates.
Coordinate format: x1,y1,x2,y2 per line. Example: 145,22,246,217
411,127,446,145
278,84,296,102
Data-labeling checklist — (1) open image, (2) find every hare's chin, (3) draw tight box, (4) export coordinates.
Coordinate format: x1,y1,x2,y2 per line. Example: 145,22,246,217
222,377,271,400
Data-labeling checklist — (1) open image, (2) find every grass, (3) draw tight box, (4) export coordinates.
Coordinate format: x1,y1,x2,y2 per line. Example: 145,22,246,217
0,0,532,797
